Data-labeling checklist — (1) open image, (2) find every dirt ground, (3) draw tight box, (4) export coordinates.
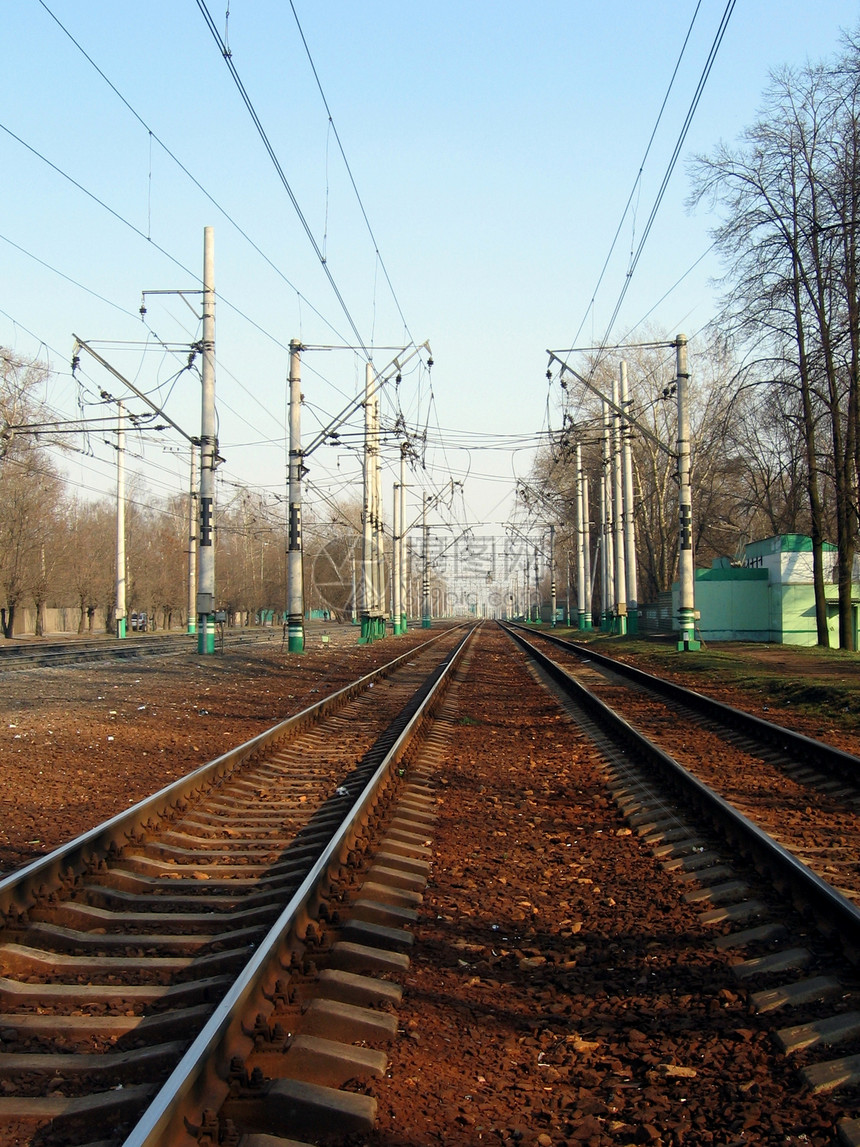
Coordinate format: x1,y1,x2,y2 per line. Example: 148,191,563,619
0,625,857,1146
580,634,860,755
0,627,856,876
0,627,434,875
361,627,849,1146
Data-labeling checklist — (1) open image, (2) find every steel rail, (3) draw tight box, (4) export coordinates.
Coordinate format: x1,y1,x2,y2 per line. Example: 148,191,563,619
122,623,475,1146
506,625,860,958
0,626,462,923
506,622,860,782
0,628,278,669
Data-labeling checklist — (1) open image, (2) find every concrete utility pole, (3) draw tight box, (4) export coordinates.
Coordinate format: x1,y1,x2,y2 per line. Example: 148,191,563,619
407,538,414,619
620,360,638,633
360,362,376,642
533,545,540,623
391,442,411,636
612,368,627,635
351,550,357,625
675,334,700,650
358,360,386,643
298,342,428,642
287,339,304,653
392,480,401,634
576,444,587,629
399,443,407,633
549,524,557,627
548,344,695,648
187,443,198,635
599,471,607,628
422,494,431,628
566,551,571,627
601,400,614,630
374,388,386,631
115,401,126,638
197,226,217,655
583,473,592,627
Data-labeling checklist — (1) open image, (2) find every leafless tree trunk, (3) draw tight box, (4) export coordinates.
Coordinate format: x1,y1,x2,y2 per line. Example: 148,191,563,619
690,44,860,647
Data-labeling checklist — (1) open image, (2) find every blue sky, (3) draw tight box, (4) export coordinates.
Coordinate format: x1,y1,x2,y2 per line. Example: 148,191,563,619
1,0,855,542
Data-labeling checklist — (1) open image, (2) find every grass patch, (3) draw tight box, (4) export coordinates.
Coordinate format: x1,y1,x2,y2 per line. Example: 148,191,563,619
558,631,860,732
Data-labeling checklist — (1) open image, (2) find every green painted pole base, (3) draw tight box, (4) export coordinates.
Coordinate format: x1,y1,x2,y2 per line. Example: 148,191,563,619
358,615,374,644
116,618,127,639
677,610,700,651
287,615,304,653
187,619,197,635
198,618,215,655
627,609,639,635
421,617,431,629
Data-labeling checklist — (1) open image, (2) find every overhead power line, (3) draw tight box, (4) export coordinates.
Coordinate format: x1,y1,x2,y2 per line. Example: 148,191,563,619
34,0,352,351
11,6,439,521
599,0,737,345
569,0,706,353
0,118,300,362
195,0,371,359
286,0,414,347
564,0,735,377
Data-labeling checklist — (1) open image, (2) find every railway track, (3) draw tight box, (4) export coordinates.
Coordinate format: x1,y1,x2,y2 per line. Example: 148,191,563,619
0,634,193,670
0,630,282,672
3,621,860,1144
0,624,472,1146
509,623,860,901
505,623,860,1145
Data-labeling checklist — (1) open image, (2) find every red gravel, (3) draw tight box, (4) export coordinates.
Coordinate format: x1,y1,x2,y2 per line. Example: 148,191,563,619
364,627,848,1146
0,628,433,876
0,624,856,1145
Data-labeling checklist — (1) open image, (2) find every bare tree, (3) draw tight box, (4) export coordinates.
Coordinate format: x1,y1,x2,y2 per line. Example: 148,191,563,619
0,351,66,637
59,498,114,634
690,37,860,647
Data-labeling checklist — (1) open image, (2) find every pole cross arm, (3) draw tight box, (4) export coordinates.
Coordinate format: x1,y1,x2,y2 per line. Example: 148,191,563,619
505,522,552,561
546,350,676,458
73,336,195,445
403,476,456,534
303,340,432,460
140,289,202,320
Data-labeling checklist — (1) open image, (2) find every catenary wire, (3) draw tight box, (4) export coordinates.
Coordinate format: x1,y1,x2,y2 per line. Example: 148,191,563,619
596,0,736,351
567,0,706,353
6,16,437,515
33,0,354,352
285,0,414,347
194,0,371,359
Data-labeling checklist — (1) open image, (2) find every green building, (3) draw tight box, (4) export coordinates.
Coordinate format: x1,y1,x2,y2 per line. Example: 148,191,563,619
670,535,859,646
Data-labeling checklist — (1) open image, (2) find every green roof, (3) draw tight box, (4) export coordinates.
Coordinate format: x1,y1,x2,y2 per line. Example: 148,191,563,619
697,566,768,581
745,534,837,557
